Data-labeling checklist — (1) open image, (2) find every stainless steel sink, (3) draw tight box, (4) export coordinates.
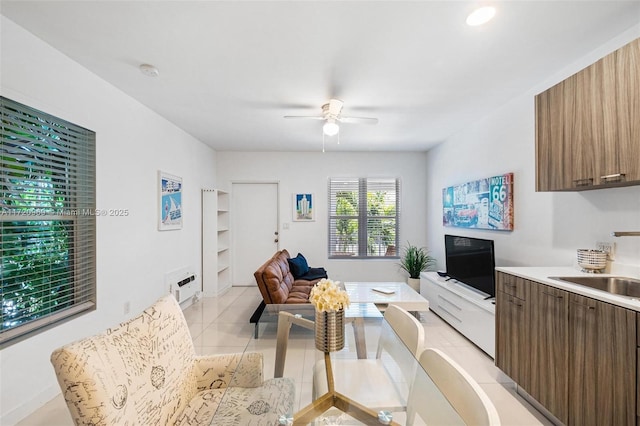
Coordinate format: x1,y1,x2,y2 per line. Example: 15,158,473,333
549,276,640,298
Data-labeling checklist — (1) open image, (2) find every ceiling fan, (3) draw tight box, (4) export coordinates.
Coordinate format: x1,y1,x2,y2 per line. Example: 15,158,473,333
284,99,378,149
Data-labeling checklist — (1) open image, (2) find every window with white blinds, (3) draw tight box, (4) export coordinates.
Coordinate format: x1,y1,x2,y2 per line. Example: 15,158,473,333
328,177,400,258
1,96,96,347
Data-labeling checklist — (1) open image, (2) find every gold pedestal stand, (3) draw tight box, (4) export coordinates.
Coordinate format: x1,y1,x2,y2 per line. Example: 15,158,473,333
275,311,399,425
293,352,399,425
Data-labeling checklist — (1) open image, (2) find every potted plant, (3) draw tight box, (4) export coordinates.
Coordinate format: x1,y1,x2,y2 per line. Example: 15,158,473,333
399,242,436,292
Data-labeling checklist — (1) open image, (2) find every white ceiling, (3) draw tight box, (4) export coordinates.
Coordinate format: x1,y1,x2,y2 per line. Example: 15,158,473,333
2,1,639,152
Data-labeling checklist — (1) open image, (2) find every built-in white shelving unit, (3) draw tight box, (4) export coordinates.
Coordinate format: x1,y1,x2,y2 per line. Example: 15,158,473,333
202,189,231,296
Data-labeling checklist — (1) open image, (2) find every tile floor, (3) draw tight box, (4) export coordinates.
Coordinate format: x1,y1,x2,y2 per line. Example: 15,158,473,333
18,286,553,425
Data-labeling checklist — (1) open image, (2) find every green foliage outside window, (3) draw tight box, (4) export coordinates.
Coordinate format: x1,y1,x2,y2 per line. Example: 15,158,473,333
366,190,396,256
2,221,72,330
335,191,358,252
1,151,73,330
331,179,398,257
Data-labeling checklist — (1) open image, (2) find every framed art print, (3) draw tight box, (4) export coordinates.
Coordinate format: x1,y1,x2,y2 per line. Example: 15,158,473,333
159,171,183,230
293,193,314,221
443,172,514,231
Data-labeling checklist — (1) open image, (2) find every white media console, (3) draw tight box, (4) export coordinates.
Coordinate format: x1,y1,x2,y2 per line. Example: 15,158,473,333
420,271,495,358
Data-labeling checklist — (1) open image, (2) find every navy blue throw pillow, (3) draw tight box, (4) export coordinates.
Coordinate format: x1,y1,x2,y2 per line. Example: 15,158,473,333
299,267,328,281
287,253,310,279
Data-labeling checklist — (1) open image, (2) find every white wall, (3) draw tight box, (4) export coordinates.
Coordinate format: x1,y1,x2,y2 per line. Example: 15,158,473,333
3,11,639,425
0,17,217,424
425,26,640,274
216,151,429,283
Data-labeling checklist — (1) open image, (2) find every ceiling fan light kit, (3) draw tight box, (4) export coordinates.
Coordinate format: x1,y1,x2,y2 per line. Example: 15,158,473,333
323,120,339,136
284,99,378,151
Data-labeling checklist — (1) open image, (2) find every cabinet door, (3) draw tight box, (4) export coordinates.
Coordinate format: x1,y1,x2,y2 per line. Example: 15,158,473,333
568,66,598,187
614,38,640,184
535,82,570,191
569,293,636,426
568,53,618,188
568,294,598,425
496,271,527,299
591,53,621,186
495,291,530,388
530,284,569,424
584,40,640,187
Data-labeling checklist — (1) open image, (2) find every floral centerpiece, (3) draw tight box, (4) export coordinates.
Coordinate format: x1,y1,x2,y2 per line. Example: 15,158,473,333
309,279,350,352
309,278,350,312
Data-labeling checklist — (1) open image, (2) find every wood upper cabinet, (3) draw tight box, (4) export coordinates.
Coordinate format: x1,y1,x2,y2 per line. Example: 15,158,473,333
614,38,640,185
535,38,640,191
536,82,571,191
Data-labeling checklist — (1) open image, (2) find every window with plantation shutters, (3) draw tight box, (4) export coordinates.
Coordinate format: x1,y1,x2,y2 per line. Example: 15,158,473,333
1,96,96,347
328,177,400,259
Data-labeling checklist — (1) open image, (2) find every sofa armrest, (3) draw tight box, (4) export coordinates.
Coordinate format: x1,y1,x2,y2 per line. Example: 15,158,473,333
194,352,264,391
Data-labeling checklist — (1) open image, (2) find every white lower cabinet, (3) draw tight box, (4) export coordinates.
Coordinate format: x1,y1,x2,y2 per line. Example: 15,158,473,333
420,272,496,358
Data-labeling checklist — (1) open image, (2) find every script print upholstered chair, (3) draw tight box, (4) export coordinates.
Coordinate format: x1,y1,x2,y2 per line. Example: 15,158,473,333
50,294,294,425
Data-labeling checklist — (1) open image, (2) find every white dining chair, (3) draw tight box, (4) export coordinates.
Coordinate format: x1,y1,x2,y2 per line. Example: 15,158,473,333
312,304,425,411
407,347,501,426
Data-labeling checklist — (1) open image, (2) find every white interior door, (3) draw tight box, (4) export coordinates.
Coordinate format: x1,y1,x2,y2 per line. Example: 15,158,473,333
231,182,279,286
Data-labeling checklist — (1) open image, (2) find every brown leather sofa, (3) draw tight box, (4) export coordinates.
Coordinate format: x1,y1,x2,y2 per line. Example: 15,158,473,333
254,249,327,304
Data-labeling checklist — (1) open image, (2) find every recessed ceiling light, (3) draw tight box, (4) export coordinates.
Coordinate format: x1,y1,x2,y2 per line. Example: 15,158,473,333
466,6,496,26
139,63,159,77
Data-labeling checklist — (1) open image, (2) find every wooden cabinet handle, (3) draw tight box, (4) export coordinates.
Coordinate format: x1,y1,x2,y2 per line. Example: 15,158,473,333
570,300,596,311
541,290,563,299
573,178,593,187
507,296,524,307
600,173,625,182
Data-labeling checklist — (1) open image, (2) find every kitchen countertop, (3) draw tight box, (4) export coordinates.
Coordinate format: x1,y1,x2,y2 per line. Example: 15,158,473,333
496,266,640,312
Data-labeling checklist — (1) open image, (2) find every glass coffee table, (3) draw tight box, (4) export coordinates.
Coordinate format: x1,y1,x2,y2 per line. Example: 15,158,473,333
251,282,429,339
252,300,384,339
344,281,430,313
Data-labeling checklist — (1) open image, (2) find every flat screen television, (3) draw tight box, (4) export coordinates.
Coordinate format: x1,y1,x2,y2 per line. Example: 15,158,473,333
444,234,496,298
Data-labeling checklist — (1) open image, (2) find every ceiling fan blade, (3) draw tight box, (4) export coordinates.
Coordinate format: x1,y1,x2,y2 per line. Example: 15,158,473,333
283,116,325,120
338,116,379,124
328,99,344,116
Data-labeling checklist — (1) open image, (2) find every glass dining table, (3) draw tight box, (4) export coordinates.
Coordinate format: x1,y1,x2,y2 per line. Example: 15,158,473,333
218,303,465,425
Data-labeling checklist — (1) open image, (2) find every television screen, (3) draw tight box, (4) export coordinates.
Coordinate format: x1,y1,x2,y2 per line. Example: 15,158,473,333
444,234,496,298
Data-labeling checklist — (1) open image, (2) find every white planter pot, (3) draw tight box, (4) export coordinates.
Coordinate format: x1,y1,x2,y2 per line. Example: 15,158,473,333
407,278,421,293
